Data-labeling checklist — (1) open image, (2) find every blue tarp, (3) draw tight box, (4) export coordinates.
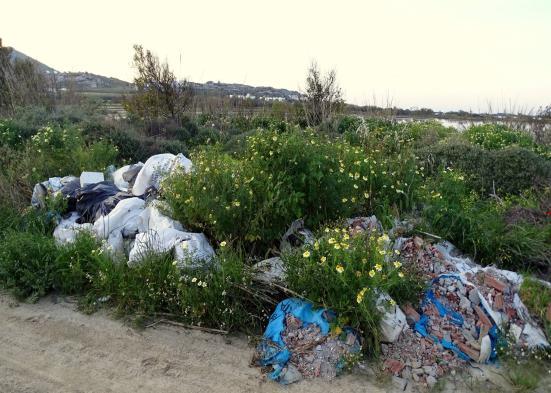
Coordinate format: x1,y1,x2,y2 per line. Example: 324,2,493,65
414,274,498,362
256,298,334,382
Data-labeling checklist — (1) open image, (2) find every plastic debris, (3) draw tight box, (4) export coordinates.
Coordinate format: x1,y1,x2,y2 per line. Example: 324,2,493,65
253,257,285,284
93,197,145,238
132,153,192,196
112,162,144,192
377,293,407,343
53,212,93,245
280,219,314,252
74,181,136,224
137,201,184,233
80,171,104,187
254,298,360,384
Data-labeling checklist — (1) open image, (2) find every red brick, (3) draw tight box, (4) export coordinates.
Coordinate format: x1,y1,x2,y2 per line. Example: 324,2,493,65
383,359,405,375
493,293,504,311
402,304,420,323
457,342,480,361
484,275,507,292
474,306,493,328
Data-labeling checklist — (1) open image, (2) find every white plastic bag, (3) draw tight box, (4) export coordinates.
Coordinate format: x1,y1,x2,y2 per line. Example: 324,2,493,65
377,293,407,343
53,212,94,245
93,197,145,238
137,201,184,233
132,153,192,196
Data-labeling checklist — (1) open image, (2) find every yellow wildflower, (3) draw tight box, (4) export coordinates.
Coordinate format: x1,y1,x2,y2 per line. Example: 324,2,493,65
220,241,227,247
375,263,382,271
393,261,402,268
368,270,376,277
335,264,344,273
303,250,311,258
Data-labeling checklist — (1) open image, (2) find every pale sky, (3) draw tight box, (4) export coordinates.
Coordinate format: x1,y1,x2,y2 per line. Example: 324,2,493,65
3,0,550,111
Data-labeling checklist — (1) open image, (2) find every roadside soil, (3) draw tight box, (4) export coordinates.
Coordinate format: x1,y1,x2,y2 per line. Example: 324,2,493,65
0,293,383,393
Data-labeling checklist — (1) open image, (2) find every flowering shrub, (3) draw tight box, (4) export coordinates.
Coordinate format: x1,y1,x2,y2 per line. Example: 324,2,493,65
28,125,118,182
283,229,423,352
466,123,534,150
164,129,422,251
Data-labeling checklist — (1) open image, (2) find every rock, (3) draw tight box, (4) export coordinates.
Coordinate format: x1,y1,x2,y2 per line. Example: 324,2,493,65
402,304,420,325
410,360,422,369
469,289,480,306
459,295,471,310
392,376,408,391
279,364,303,384
426,375,437,388
253,257,285,284
401,366,412,380
384,359,405,375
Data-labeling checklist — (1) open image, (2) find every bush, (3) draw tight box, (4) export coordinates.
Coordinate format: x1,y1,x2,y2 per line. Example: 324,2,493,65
0,231,58,300
165,128,422,251
27,125,119,183
421,169,551,271
465,123,535,150
283,229,423,352
418,139,551,195
84,248,267,332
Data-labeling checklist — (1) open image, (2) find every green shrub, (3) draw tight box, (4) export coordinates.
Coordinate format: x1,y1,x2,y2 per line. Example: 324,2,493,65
165,128,421,251
421,169,551,271
519,277,551,339
283,229,423,353
418,139,551,195
84,248,267,332
53,234,111,295
0,231,58,300
465,123,535,150
27,125,119,182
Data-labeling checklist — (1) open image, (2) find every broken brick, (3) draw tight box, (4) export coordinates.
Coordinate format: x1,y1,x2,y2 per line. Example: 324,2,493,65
402,304,421,323
384,359,405,375
484,275,507,293
493,293,504,311
474,306,493,328
457,342,480,361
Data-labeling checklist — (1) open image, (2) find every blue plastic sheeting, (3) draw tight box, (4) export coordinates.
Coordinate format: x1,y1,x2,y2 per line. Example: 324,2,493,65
414,274,498,362
256,298,334,382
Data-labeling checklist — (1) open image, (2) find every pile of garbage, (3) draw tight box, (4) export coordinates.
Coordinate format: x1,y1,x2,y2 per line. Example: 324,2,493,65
32,153,215,268
254,298,361,384
379,235,550,389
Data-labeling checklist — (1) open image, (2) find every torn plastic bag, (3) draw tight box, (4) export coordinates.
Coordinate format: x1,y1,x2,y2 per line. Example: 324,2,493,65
137,201,184,233
253,257,285,284
256,299,332,380
80,171,104,187
132,153,192,196
127,229,214,268
53,212,94,245
414,274,499,363
376,293,407,343
112,162,144,192
31,176,79,209
173,232,215,268
73,181,137,224
280,219,314,252
102,229,125,257
93,197,145,238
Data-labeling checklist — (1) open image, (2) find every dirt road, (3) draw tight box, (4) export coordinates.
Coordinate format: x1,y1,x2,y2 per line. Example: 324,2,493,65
0,294,384,393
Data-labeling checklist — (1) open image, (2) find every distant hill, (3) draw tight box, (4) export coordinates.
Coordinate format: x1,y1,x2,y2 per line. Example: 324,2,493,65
7,47,302,101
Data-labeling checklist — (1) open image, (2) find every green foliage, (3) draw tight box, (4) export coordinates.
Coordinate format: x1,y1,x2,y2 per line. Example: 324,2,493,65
165,128,422,251
421,169,551,270
283,229,423,352
84,248,266,332
28,125,118,182
418,138,551,195
519,277,551,339
0,231,58,300
465,123,534,150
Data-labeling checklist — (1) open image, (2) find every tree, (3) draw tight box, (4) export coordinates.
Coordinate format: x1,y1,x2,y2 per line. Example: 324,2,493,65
0,47,51,114
302,61,343,126
124,45,193,123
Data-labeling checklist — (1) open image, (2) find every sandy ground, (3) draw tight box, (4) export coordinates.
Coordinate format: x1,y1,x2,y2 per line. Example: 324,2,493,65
0,293,386,393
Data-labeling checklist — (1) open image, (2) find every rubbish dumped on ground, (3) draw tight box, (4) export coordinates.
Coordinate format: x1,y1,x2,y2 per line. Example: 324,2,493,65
132,153,192,196
254,298,361,384
253,257,285,284
379,235,551,390
280,219,314,252
33,152,214,269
